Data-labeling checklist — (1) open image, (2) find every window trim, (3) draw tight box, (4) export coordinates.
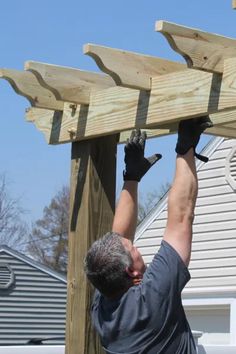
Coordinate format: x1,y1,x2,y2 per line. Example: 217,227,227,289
225,146,236,191
0,263,15,289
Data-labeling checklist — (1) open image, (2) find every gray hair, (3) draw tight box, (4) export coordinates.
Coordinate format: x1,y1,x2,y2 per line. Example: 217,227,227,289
84,232,133,297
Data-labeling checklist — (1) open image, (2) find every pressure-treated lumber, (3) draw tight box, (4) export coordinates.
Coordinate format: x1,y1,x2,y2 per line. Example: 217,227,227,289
26,105,236,144
207,125,236,138
218,58,236,111
25,61,116,105
156,21,236,73
223,121,236,129
25,106,176,144
0,69,63,110
4,20,236,145
25,64,236,144
84,44,186,90
66,136,117,354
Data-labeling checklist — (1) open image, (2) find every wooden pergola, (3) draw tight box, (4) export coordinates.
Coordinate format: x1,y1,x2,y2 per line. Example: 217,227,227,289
2,17,236,353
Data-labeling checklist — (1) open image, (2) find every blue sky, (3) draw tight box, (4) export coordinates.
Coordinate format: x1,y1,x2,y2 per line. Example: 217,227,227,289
0,0,234,224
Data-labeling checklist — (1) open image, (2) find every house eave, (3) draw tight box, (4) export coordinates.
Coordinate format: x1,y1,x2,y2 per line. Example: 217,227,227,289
0,245,67,283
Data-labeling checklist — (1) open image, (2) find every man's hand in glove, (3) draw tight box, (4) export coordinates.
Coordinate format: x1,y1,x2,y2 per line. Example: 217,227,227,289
123,129,162,182
175,116,213,162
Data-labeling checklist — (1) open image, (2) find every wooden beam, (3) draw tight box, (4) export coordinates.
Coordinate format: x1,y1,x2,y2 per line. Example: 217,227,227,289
0,69,63,110
233,0,236,9
156,21,236,73
218,58,236,111
66,135,117,354
25,106,175,144
220,121,236,129
84,44,186,90
27,68,210,142
26,104,89,145
206,126,236,138
25,61,116,105
26,104,236,144
26,64,236,144
119,127,174,142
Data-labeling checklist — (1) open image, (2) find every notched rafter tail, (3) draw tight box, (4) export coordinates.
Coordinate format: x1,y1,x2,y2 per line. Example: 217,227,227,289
84,43,186,90
0,68,35,107
25,61,116,105
0,68,63,110
156,20,236,73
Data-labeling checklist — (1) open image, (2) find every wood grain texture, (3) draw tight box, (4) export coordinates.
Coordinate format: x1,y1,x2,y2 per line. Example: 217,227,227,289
218,58,236,110
222,122,236,129
205,126,236,138
25,63,236,144
119,127,175,142
25,106,176,144
25,61,115,105
0,69,63,110
84,43,186,90
156,20,236,73
26,105,236,145
85,69,235,134
65,136,117,354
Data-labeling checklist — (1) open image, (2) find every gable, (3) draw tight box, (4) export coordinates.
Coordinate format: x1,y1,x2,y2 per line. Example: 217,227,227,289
135,138,236,292
0,249,67,345
0,250,66,286
0,246,66,283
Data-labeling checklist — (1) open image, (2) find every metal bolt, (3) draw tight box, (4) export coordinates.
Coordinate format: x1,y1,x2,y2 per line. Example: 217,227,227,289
69,104,77,115
67,128,77,139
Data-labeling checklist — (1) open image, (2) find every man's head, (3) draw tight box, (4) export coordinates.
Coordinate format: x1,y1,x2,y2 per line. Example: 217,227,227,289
84,232,146,298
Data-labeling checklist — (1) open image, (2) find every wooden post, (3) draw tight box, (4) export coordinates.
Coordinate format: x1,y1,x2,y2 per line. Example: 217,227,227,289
66,135,117,354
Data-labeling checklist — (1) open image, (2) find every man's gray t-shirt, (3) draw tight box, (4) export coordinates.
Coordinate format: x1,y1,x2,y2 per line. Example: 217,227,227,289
91,240,196,354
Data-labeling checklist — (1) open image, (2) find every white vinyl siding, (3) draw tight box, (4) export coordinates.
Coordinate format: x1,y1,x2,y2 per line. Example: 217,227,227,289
0,250,66,345
135,138,236,291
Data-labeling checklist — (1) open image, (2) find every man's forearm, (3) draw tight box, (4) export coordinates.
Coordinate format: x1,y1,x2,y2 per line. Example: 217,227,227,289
112,129,160,243
112,181,138,242
168,149,198,225
164,148,198,266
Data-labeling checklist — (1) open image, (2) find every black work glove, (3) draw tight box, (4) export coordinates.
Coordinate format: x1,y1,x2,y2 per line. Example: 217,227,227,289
123,129,162,182
175,116,213,162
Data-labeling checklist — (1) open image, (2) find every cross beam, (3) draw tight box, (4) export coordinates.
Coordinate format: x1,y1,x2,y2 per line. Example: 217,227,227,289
25,59,236,144
2,22,236,143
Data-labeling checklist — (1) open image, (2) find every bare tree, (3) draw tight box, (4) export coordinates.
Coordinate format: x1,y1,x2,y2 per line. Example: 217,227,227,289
27,181,171,272
27,186,69,274
138,182,171,223
0,174,28,250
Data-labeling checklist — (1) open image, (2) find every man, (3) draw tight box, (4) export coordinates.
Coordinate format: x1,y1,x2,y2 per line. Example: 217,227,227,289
84,117,212,354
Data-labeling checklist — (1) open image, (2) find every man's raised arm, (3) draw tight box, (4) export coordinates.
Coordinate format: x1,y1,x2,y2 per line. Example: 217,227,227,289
112,130,162,242
164,117,213,266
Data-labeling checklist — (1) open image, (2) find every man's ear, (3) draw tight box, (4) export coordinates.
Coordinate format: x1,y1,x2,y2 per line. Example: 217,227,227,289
126,267,142,285
125,266,139,278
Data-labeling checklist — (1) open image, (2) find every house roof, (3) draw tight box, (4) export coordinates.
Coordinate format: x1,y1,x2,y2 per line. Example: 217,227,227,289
0,245,67,283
